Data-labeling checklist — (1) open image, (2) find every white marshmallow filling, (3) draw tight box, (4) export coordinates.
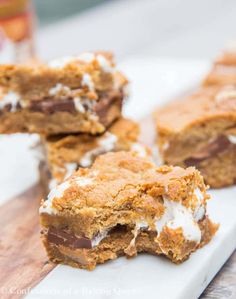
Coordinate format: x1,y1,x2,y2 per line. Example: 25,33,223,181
39,175,95,215
0,91,21,112
41,176,205,248
127,188,205,247
0,86,95,114
79,132,118,167
155,197,202,243
48,52,115,74
48,83,96,113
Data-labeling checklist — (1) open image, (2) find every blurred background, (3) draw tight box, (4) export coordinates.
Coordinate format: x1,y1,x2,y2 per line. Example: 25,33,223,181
35,0,236,60
1,0,236,62
33,0,108,25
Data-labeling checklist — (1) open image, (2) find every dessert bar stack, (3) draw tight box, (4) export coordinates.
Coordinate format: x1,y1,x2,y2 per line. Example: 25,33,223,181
0,52,147,188
40,152,218,270
155,46,236,188
0,52,125,135
1,51,219,270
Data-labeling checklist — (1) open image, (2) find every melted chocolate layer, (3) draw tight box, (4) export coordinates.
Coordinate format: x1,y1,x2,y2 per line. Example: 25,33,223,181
28,90,123,119
29,98,75,114
94,90,123,125
184,135,232,166
47,227,92,249
46,224,128,250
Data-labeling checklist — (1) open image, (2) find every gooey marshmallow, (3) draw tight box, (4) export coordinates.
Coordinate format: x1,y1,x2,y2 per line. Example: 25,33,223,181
79,133,117,167
0,91,20,112
39,176,94,215
155,190,204,243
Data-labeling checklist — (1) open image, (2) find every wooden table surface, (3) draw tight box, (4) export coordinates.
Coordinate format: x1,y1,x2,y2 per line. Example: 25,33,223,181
0,185,55,299
201,250,236,298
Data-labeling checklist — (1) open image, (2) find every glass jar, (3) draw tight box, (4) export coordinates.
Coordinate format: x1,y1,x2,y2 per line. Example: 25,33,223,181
0,0,35,63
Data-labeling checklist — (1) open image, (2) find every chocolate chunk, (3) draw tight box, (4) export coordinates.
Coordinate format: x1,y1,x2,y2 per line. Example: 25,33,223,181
184,135,231,166
47,227,92,249
3,103,12,112
95,90,123,125
29,98,76,114
28,90,123,119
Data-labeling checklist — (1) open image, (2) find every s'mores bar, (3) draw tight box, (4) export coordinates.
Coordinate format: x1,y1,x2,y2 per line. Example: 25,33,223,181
0,52,127,135
155,85,236,188
39,118,149,188
203,46,236,86
40,152,218,270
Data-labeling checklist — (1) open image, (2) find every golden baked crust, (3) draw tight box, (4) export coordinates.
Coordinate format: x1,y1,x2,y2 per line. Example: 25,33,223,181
0,52,127,101
155,85,236,134
42,153,205,214
40,118,148,186
40,152,218,269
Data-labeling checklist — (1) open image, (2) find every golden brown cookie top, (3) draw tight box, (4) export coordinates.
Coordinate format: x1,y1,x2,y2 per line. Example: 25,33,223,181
0,51,128,101
46,117,139,146
40,152,207,216
155,85,236,133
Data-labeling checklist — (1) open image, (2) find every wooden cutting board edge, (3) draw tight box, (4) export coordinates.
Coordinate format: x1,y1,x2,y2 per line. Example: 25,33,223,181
0,184,55,299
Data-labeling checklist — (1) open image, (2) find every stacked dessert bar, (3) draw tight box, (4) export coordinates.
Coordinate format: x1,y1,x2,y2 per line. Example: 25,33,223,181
0,52,126,135
155,46,236,188
0,52,147,189
32,54,217,269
